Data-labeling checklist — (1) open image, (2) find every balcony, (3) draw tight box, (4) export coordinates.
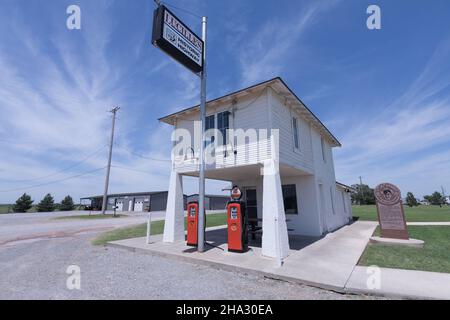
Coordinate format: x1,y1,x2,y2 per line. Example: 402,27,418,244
173,138,273,175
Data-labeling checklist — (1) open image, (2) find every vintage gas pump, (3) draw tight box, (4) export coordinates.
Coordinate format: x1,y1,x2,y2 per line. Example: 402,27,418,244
186,201,206,246
186,201,199,246
226,186,248,252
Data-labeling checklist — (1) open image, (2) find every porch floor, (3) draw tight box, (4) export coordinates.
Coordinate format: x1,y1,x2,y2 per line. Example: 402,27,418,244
108,221,377,292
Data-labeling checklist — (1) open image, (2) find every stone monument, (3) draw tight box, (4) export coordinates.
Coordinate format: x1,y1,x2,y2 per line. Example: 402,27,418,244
374,183,409,240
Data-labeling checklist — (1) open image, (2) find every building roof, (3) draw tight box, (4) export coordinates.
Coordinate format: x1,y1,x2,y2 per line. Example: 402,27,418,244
158,77,341,147
81,192,229,200
336,182,356,192
80,191,169,200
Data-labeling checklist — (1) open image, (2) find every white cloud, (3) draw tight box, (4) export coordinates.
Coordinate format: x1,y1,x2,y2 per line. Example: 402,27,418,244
235,1,339,86
0,1,229,203
334,37,450,197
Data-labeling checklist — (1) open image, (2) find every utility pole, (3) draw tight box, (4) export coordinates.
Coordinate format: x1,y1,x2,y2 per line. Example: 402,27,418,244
442,186,446,205
197,16,207,253
359,176,363,206
101,106,120,215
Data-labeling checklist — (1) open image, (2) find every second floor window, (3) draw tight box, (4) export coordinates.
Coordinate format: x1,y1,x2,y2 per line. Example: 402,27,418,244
321,137,326,162
205,114,215,146
217,111,230,145
292,117,299,150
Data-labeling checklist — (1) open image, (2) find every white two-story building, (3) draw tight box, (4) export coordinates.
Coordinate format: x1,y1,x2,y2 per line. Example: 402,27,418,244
159,77,352,260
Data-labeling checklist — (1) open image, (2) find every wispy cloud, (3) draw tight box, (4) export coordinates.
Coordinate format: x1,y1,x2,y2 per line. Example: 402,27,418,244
234,0,339,86
0,0,230,203
334,36,450,196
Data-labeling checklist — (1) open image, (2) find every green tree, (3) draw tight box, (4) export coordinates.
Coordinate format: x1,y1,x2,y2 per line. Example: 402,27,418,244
425,191,445,206
60,195,75,211
351,184,376,205
405,192,418,207
12,193,34,213
37,193,55,212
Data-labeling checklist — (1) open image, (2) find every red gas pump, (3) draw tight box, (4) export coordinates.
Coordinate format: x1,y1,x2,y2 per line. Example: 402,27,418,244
186,201,206,246
186,201,199,246
227,186,248,252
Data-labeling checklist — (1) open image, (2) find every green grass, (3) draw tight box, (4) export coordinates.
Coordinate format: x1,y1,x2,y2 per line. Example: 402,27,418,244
359,226,450,273
0,205,86,214
352,205,450,222
0,204,12,214
92,212,227,246
54,214,126,220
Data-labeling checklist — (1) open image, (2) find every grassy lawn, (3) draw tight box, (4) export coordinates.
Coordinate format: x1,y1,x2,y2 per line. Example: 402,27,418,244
0,204,12,214
92,212,227,246
359,226,450,273
352,205,450,222
54,214,127,220
0,205,87,214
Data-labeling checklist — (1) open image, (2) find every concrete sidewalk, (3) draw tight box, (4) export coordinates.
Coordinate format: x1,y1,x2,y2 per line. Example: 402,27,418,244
108,220,450,299
346,266,450,299
108,221,377,292
407,222,450,226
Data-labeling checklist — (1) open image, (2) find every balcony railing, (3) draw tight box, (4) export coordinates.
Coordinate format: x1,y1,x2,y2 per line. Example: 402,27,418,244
172,138,273,173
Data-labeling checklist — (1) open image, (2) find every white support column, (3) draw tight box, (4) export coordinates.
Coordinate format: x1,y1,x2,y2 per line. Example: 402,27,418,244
163,170,185,243
261,159,290,259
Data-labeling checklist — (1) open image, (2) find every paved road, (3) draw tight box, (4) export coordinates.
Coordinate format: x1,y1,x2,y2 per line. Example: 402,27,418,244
0,233,382,300
0,210,225,246
0,210,152,245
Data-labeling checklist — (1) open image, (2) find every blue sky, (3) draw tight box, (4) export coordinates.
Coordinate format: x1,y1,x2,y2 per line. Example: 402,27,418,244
1,0,450,203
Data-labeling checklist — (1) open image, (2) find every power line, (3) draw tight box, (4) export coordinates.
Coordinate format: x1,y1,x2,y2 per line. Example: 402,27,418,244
126,150,171,162
111,165,155,175
0,145,107,183
164,2,203,19
155,0,203,19
179,86,269,123
0,167,106,193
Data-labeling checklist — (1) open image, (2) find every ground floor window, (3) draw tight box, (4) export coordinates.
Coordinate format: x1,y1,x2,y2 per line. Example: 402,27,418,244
282,184,298,214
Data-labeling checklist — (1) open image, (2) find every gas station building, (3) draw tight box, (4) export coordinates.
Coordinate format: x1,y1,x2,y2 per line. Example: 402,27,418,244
159,77,353,260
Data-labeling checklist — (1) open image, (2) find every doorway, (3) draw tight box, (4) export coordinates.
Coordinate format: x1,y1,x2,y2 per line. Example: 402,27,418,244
116,201,124,212
128,200,133,212
134,201,144,212
244,188,257,220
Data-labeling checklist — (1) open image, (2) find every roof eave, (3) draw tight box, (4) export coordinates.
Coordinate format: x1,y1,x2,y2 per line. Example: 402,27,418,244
158,77,342,147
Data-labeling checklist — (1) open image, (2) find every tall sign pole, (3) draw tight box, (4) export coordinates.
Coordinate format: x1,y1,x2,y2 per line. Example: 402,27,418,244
101,106,120,215
151,4,206,252
197,16,207,252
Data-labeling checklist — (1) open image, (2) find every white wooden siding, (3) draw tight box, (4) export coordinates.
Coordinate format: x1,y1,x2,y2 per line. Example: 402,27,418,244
269,88,314,173
173,90,271,173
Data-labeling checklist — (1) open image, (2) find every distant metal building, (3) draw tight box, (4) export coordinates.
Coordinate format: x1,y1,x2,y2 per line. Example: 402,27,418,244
187,194,229,211
81,192,229,212
80,191,183,212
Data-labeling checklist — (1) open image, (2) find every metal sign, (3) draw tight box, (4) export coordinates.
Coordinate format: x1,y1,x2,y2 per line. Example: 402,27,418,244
152,5,204,74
